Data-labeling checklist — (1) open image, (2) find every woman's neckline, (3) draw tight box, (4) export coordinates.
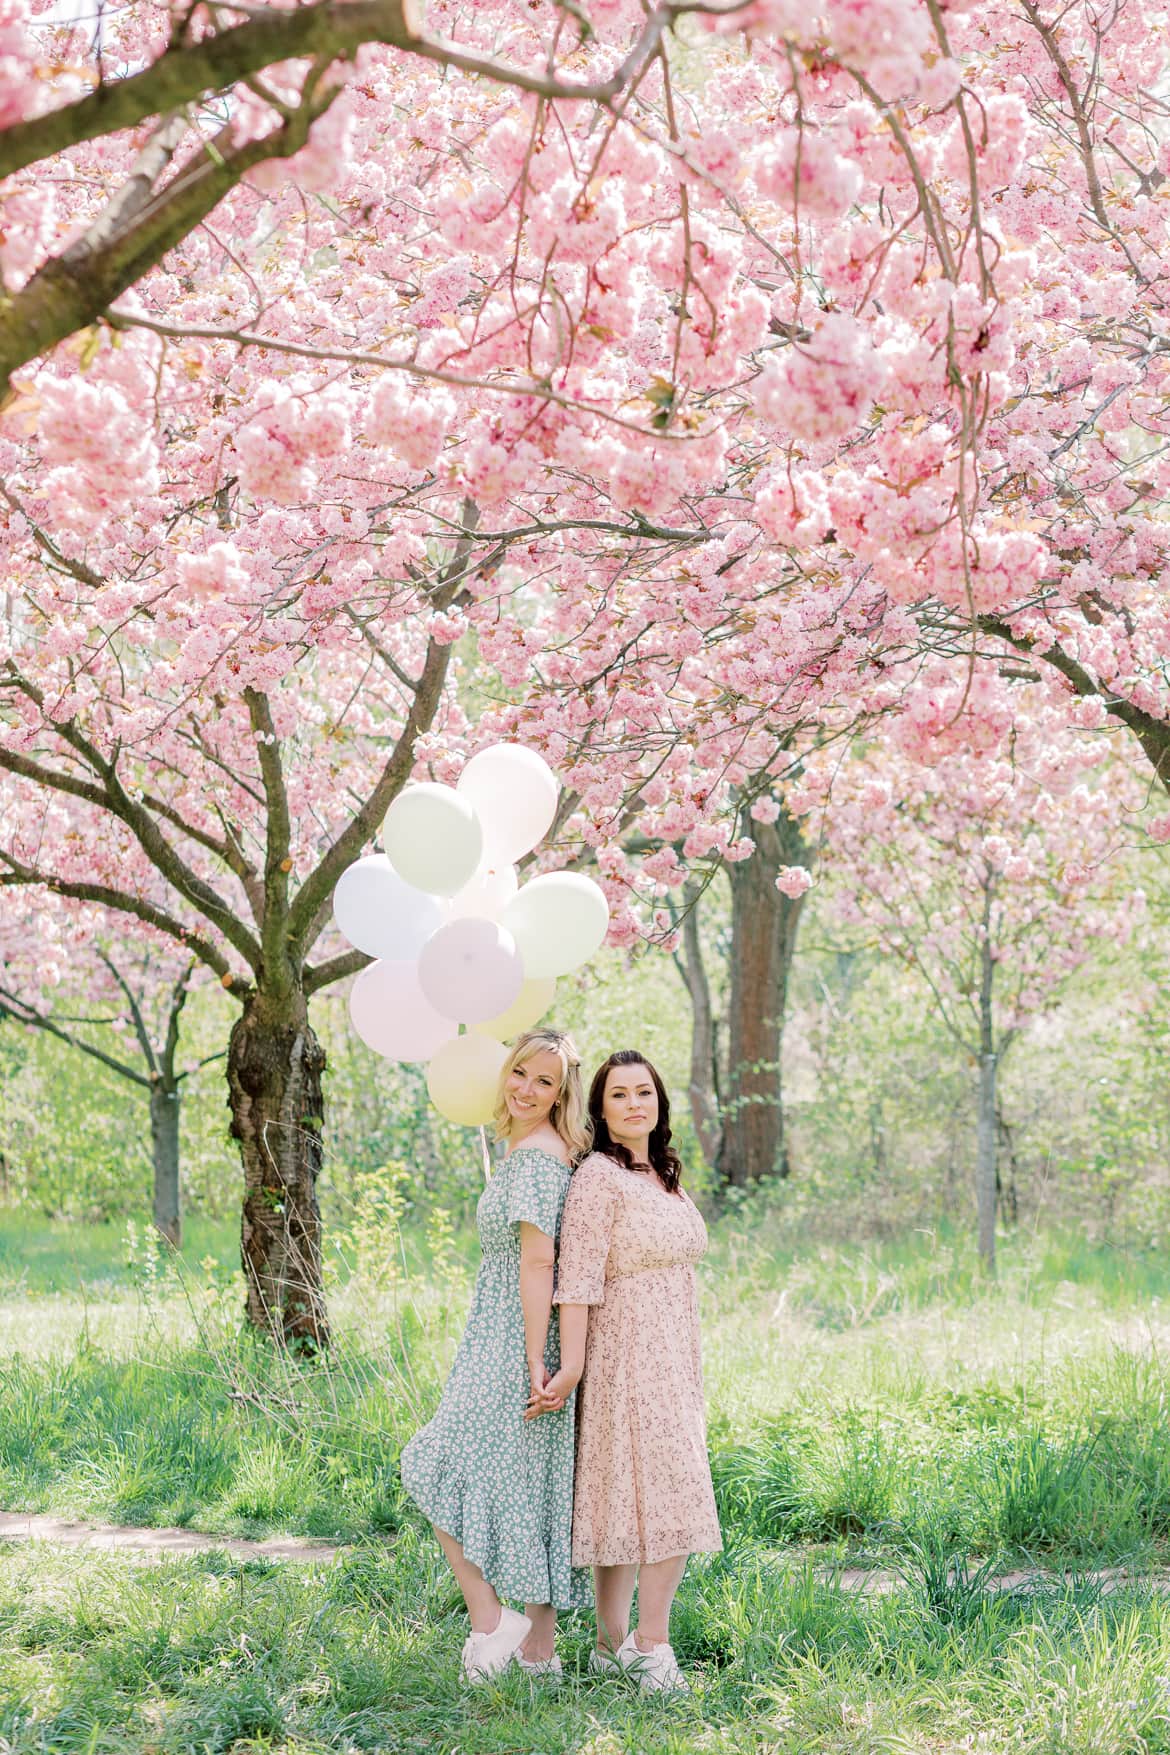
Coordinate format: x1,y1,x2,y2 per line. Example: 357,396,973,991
503,1140,570,1167
609,1154,684,1198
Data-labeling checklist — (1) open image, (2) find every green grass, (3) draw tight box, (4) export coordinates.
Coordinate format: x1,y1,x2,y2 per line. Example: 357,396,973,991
0,1210,238,1299
1,1200,1170,1748
0,1539,1167,1753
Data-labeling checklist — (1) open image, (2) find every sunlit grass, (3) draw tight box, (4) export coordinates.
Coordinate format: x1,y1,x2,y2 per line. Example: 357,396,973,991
0,1200,1167,1747
0,1538,1167,1754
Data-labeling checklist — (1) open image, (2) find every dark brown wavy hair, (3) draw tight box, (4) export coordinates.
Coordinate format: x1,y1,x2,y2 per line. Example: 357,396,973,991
587,1049,683,1193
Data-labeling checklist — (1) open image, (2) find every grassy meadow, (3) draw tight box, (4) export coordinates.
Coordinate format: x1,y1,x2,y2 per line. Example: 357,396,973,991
0,1201,1168,1752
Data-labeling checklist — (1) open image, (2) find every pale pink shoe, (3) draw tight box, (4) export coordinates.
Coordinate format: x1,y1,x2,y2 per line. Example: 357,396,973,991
611,1630,691,1694
460,1606,532,1683
515,1651,563,1680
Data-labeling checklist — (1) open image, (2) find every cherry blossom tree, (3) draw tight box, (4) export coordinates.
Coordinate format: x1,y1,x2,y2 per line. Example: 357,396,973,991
809,673,1146,1269
0,894,223,1243
0,0,699,395
6,0,1170,1335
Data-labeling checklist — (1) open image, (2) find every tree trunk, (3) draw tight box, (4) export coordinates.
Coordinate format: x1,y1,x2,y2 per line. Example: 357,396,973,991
228,987,328,1349
672,881,723,1169
149,1080,182,1247
995,1106,1019,1225
717,807,811,1188
976,890,998,1272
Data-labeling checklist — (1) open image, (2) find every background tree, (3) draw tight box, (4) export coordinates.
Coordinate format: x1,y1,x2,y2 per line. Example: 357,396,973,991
668,791,815,1188
0,897,222,1242
813,672,1146,1269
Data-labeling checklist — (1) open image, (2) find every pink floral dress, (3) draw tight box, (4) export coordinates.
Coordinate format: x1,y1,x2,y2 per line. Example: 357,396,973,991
554,1150,723,1567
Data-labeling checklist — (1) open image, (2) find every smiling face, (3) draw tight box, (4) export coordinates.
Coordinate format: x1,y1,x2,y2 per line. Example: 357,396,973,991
503,1047,564,1133
601,1062,659,1158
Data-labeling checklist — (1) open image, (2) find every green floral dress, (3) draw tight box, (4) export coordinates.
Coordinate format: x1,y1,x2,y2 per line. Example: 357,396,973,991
399,1145,591,1609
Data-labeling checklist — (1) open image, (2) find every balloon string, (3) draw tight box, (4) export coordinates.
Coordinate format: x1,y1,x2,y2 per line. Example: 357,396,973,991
479,1125,492,1183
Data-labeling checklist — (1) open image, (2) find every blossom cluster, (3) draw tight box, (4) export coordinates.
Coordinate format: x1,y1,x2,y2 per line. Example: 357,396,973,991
2,0,1170,977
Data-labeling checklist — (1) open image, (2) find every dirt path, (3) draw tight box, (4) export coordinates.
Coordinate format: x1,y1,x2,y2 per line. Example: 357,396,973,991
1,1512,1166,1594
835,1561,1170,1595
0,1510,348,1563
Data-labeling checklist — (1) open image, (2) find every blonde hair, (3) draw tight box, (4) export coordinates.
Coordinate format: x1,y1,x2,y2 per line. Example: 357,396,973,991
492,1028,592,1162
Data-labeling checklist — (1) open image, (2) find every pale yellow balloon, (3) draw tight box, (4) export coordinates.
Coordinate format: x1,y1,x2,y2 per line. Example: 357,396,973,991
426,1033,508,1127
473,976,557,1043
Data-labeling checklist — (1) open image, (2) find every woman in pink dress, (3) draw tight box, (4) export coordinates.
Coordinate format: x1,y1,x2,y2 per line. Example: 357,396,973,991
526,1049,722,1694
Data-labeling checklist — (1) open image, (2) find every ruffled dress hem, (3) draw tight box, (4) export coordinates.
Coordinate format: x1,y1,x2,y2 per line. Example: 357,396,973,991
401,1443,589,1609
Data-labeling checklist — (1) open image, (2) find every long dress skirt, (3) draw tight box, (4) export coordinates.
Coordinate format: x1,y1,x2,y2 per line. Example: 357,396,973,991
400,1145,592,1608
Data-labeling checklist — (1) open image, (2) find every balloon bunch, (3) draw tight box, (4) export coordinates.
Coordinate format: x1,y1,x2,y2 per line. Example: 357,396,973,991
334,745,610,1126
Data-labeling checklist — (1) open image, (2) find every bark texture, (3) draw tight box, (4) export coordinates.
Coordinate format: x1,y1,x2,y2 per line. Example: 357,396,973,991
717,808,811,1187
149,1080,182,1247
672,881,723,1169
229,992,328,1348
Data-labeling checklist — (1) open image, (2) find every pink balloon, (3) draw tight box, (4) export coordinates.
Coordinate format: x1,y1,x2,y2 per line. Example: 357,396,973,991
417,916,525,1025
348,961,457,1063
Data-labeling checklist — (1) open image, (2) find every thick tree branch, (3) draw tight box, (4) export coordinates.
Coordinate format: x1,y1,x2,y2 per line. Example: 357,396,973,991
1,673,263,968
0,854,248,993
1,88,335,397
245,687,295,995
0,1,420,180
304,946,371,996
977,614,1170,788
0,730,111,814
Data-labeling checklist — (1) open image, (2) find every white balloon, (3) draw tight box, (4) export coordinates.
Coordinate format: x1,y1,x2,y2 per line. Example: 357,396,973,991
501,872,610,979
446,857,518,922
382,783,483,898
333,854,444,962
418,917,525,1025
349,961,457,1063
474,976,558,1042
457,744,558,865
427,1033,509,1127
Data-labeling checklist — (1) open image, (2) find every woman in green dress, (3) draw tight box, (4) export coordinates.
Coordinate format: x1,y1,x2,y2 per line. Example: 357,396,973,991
399,1028,592,1682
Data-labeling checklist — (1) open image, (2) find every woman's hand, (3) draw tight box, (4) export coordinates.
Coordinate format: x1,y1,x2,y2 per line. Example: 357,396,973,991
524,1365,581,1420
528,1358,550,1405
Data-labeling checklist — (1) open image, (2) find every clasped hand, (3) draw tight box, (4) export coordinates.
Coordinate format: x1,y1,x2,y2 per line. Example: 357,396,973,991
524,1362,581,1421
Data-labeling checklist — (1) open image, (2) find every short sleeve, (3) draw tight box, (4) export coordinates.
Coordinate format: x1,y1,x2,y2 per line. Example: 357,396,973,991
504,1149,569,1239
554,1156,620,1306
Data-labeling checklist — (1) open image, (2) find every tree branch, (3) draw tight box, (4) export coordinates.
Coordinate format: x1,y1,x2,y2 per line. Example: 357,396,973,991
0,0,696,184
977,614,1170,789
0,674,263,969
0,853,248,994
1,85,337,396
96,947,158,1074
160,961,196,1082
285,501,480,961
0,983,151,1087
244,687,295,994
304,946,372,996
104,310,707,440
